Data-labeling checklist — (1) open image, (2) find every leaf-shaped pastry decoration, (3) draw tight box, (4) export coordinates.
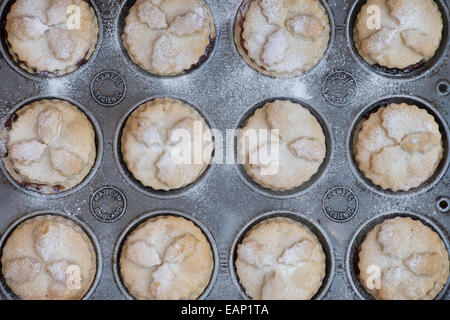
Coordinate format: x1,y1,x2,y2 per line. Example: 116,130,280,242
265,103,291,140
361,28,397,56
404,252,442,277
286,15,325,40
376,222,406,258
137,0,168,29
400,132,441,154
34,221,61,262
277,239,313,266
47,27,75,60
126,241,161,268
261,270,284,300
151,35,176,73
168,11,206,36
387,0,413,25
378,266,405,300
379,266,428,300
8,17,49,41
380,104,432,142
167,118,196,145
370,144,434,191
401,29,435,57
47,0,72,26
168,118,212,166
130,118,163,148
369,145,414,191
164,234,198,263
248,141,280,171
155,150,181,186
37,108,63,144
9,140,47,166
288,137,325,162
258,0,287,26
369,145,405,176
237,240,274,268
3,257,42,284
46,260,80,283
149,264,175,299
49,148,83,177
261,29,288,66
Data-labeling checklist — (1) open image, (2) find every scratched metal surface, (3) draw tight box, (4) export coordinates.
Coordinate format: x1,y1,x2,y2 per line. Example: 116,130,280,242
0,0,448,300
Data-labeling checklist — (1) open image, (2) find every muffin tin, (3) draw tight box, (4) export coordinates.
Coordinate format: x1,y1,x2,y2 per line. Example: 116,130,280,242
0,0,448,300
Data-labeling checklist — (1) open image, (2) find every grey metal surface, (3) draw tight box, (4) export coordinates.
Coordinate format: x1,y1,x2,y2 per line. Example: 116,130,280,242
0,0,448,300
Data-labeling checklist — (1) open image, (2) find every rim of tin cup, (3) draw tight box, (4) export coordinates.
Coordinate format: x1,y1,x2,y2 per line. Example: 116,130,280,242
116,0,217,79
113,96,216,199
345,211,450,300
0,96,104,199
234,97,334,199
345,0,450,80
0,210,103,300
0,0,104,80
229,210,335,300
347,95,450,198
112,209,219,300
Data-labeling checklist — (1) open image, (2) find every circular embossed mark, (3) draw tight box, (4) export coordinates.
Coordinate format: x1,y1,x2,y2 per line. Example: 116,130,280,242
323,187,358,222
91,71,126,106
90,186,126,222
322,71,357,106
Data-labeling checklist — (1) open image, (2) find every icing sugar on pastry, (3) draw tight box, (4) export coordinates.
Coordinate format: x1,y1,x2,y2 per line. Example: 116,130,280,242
234,0,330,77
122,0,216,75
238,100,326,191
354,103,443,192
358,217,449,300
120,216,214,300
1,99,97,194
354,0,443,69
1,215,97,300
6,0,99,75
235,217,326,300
121,98,213,191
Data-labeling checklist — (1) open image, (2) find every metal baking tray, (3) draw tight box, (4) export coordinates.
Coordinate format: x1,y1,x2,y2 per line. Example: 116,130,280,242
0,0,448,300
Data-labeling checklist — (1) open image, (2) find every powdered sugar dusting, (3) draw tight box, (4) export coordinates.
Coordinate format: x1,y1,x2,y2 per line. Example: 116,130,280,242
10,140,47,165
286,15,325,39
277,239,313,265
137,1,167,29
0,0,446,301
151,35,175,73
169,11,206,36
261,29,288,66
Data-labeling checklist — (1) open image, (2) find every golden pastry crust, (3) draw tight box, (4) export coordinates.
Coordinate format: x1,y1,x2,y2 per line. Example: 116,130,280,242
121,97,213,191
354,103,443,192
353,0,443,69
1,215,97,300
6,0,99,76
235,217,326,300
234,0,330,78
122,0,216,76
1,99,96,194
238,100,326,191
358,217,449,300
120,215,214,300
